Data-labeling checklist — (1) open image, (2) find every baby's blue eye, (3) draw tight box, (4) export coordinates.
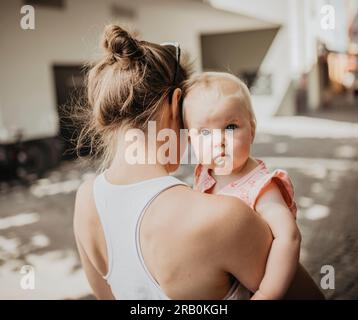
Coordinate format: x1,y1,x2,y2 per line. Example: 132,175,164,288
226,124,238,130
200,128,211,136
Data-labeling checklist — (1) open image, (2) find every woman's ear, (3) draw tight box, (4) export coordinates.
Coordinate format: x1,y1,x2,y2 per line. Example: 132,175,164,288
170,88,182,120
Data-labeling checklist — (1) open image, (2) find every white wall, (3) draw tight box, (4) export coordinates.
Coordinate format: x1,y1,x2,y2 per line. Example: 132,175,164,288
208,0,290,25
134,0,274,71
205,0,330,117
0,0,122,142
0,0,274,142
208,0,294,118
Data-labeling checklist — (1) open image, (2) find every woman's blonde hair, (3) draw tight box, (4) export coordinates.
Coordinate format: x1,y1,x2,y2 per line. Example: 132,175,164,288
74,25,192,171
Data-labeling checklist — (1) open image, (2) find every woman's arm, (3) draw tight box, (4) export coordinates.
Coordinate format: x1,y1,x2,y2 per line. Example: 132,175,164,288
208,196,273,293
73,179,115,300
208,195,324,299
74,234,115,299
251,182,301,299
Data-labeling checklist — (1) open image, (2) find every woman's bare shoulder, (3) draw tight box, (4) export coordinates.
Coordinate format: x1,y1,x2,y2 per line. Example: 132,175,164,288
174,189,256,252
182,190,255,232
179,190,272,288
73,176,108,275
73,176,98,230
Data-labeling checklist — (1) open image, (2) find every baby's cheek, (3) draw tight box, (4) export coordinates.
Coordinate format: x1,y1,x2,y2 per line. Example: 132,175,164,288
231,136,251,160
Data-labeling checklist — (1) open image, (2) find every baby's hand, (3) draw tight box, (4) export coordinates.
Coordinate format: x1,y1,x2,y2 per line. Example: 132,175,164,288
250,290,271,300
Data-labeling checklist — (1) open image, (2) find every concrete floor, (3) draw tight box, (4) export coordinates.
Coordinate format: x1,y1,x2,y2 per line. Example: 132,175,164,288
1,109,358,299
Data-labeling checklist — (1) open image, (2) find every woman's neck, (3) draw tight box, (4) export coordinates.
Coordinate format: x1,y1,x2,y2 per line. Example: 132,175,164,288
105,129,170,185
107,162,169,185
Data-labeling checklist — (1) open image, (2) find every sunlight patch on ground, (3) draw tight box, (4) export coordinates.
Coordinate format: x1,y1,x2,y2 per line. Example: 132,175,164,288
334,145,356,159
0,212,40,230
299,247,308,263
0,233,51,261
257,116,358,138
29,171,96,198
30,179,82,197
0,250,91,299
328,171,345,183
30,234,50,248
30,179,81,198
254,134,274,144
274,142,288,154
298,196,314,208
303,205,330,221
311,182,324,194
303,166,328,180
262,157,358,172
0,236,21,257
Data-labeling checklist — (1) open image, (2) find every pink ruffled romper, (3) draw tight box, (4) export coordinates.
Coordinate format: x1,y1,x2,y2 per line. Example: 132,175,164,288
194,158,297,217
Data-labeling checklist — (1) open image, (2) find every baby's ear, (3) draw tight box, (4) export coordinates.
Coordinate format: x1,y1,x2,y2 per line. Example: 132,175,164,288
250,119,256,144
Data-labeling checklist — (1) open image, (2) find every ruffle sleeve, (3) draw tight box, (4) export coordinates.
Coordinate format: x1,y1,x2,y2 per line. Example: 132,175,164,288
193,164,216,193
248,169,297,218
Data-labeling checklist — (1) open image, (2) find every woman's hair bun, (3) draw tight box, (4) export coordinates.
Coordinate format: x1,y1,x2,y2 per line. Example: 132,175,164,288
102,24,143,61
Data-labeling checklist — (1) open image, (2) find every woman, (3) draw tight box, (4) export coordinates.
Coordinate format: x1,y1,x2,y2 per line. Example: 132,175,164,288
73,25,324,300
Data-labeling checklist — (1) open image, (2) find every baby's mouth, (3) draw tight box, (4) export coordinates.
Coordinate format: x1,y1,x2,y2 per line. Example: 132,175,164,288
213,152,228,165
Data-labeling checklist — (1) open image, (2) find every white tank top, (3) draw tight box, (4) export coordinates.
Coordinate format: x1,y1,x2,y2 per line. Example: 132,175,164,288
93,170,250,300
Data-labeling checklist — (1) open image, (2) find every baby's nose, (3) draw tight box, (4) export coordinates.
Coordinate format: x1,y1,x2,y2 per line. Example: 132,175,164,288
213,132,226,148
213,141,225,148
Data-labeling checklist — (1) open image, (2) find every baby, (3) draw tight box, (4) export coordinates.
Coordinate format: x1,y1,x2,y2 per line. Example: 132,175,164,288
183,72,300,300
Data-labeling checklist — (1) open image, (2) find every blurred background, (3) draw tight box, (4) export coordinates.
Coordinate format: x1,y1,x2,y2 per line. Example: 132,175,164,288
0,0,358,299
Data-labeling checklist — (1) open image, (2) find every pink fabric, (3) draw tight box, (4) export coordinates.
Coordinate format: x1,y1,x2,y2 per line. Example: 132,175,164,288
194,159,297,218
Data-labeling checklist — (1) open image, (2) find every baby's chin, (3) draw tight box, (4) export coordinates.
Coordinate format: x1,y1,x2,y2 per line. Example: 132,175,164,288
207,155,235,175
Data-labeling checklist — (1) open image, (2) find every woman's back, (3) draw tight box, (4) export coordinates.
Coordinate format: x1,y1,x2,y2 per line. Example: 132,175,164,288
74,170,272,300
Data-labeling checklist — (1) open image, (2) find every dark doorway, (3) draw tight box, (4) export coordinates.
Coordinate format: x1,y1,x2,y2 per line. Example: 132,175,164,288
200,27,279,92
53,65,88,160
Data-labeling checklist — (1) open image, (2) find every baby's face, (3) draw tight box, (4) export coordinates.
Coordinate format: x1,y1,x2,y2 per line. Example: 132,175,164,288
184,81,254,174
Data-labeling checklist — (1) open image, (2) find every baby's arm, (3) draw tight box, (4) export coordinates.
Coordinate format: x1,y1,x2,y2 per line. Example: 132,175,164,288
250,181,301,300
